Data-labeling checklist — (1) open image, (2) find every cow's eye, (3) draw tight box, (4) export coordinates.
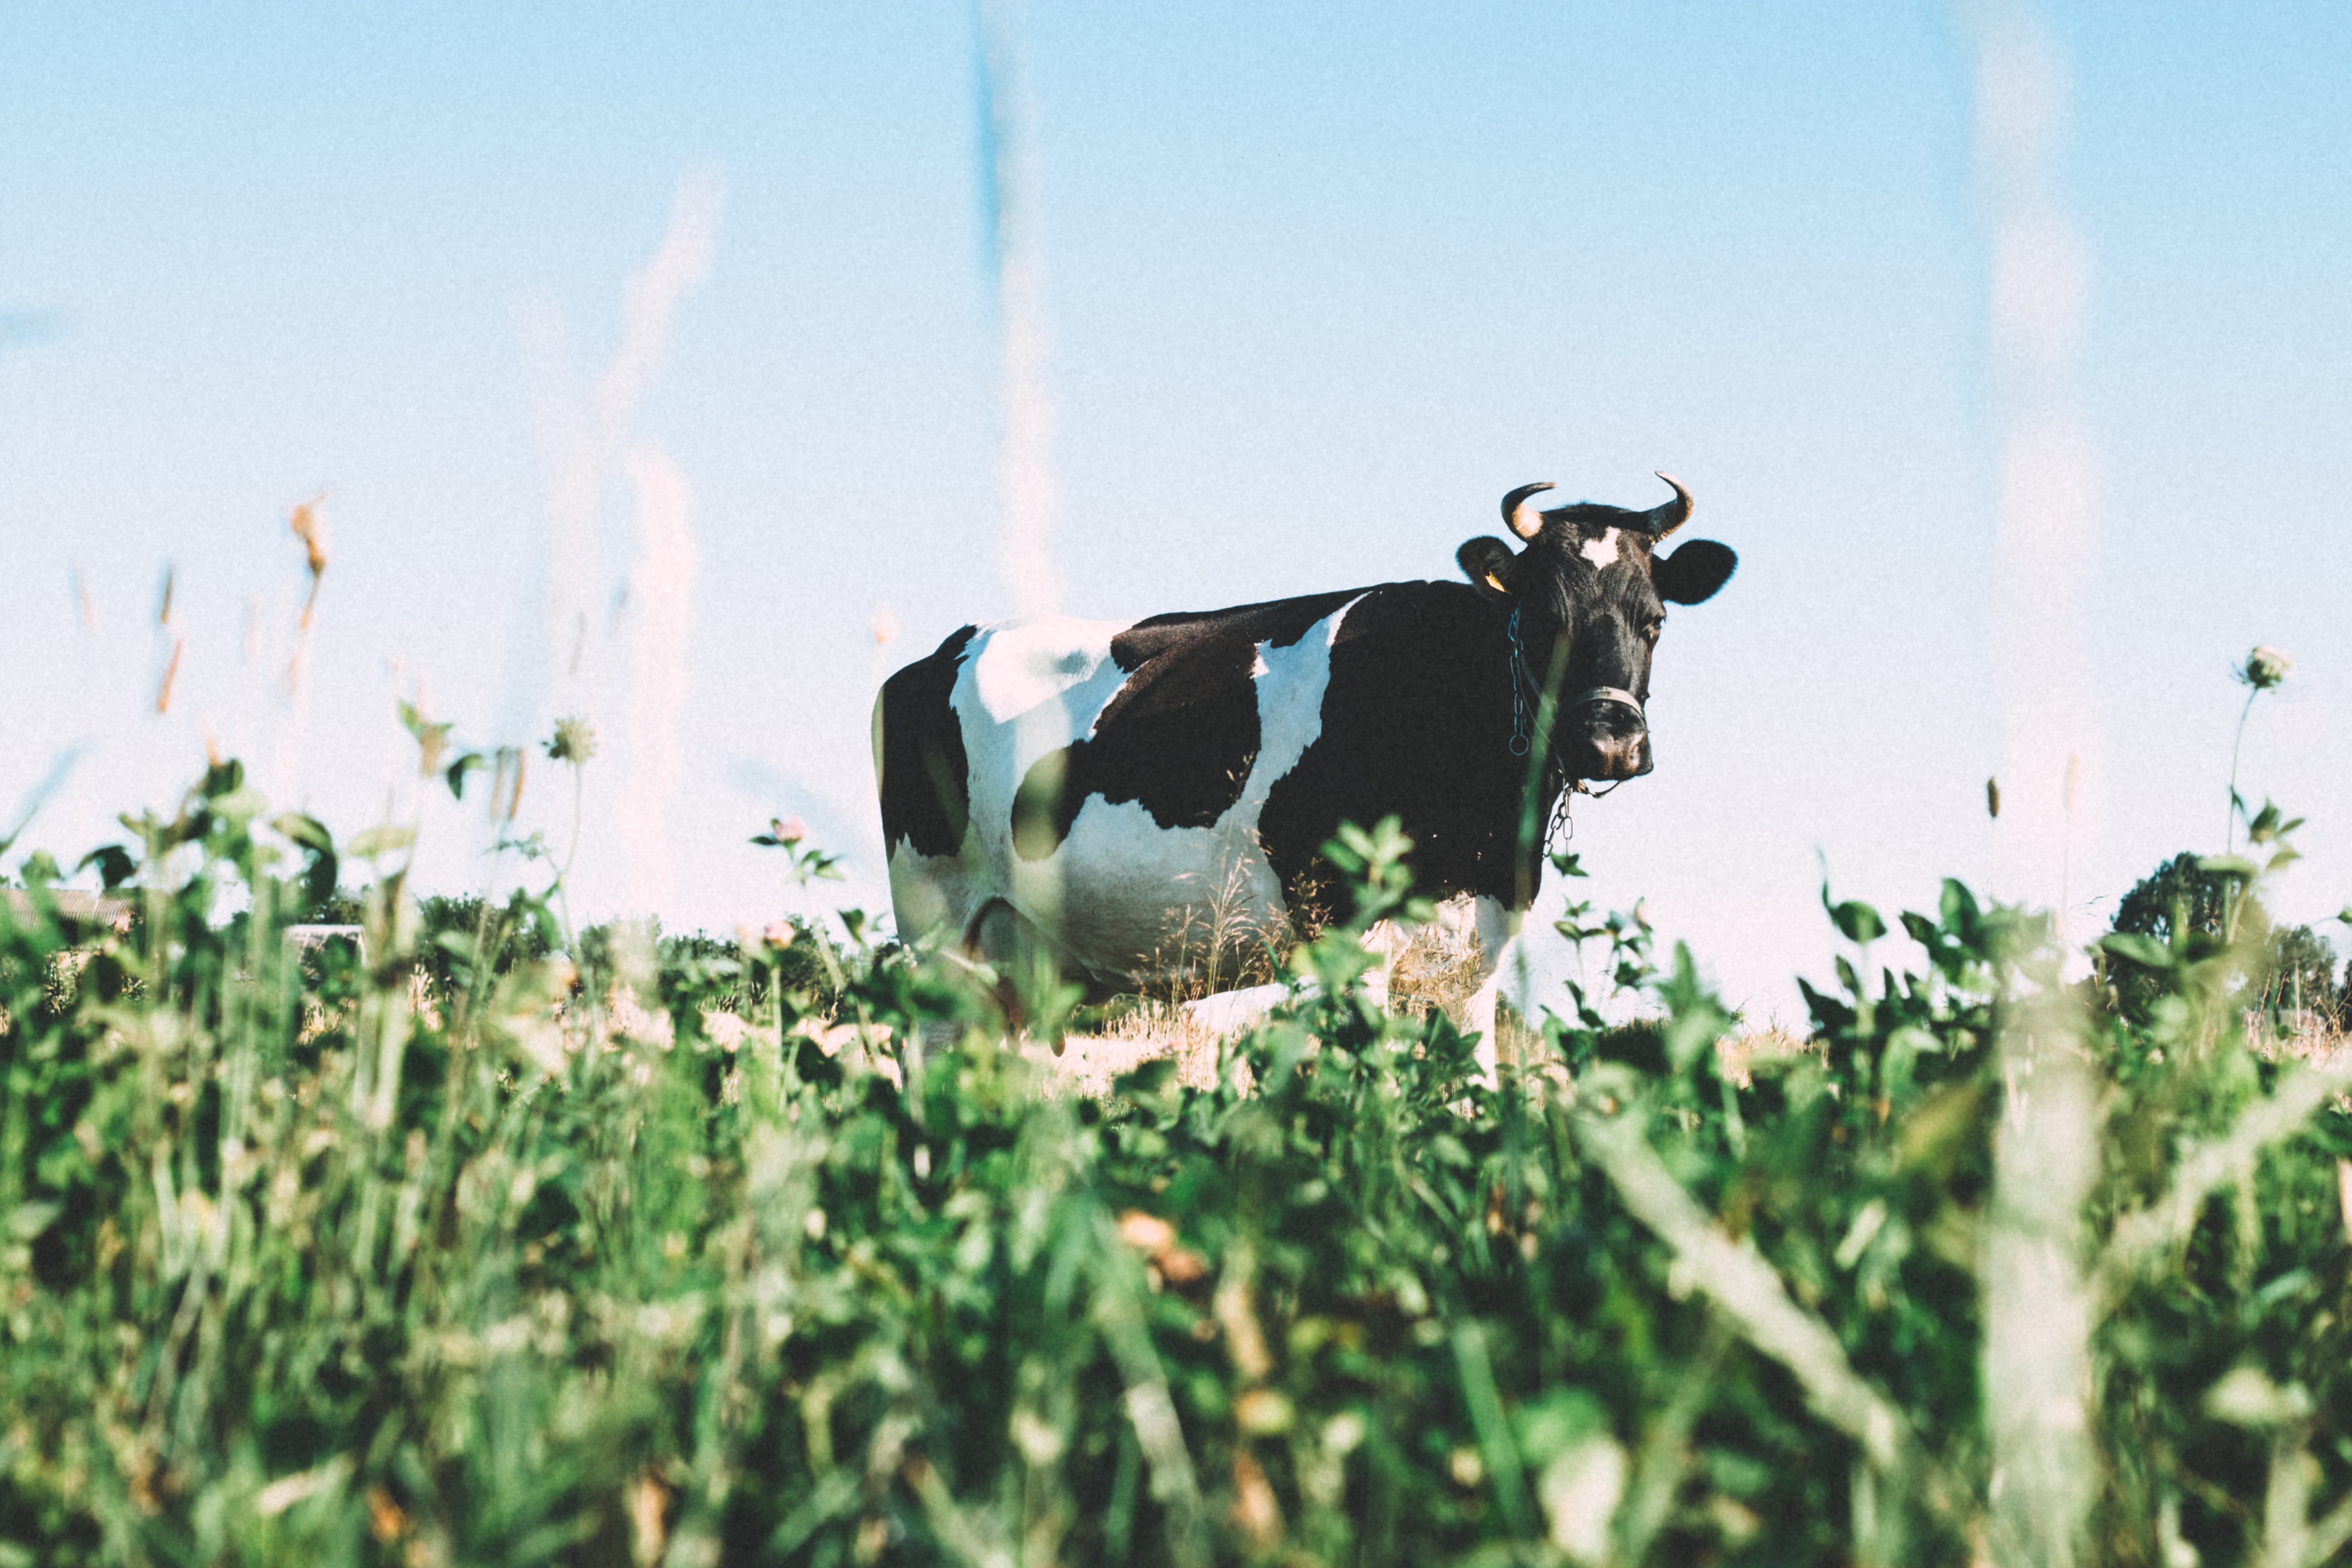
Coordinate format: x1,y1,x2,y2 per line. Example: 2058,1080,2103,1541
1643,616,1665,642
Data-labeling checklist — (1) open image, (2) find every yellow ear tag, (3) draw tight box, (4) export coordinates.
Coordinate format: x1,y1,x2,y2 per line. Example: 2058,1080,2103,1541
1484,573,1509,595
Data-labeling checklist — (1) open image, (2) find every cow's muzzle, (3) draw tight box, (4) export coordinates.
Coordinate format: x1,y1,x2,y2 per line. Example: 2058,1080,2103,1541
1506,611,1654,781
1562,688,1652,781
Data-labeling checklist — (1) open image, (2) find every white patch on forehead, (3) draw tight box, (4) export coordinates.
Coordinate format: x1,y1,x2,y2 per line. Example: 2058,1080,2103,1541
1578,527,1621,570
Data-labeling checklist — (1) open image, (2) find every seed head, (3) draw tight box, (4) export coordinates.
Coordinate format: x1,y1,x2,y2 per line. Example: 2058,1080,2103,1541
545,716,598,765
289,496,329,630
289,497,328,578
2239,645,2290,691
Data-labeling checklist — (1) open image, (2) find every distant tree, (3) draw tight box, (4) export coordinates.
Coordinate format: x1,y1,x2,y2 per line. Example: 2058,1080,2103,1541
309,890,367,926
2111,852,2260,948
2106,852,2337,1022
2104,852,2270,1021
416,890,558,1000
2260,924,2337,1016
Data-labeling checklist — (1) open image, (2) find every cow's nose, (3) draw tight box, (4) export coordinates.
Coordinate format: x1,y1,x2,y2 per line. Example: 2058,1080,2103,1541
1577,730,1652,780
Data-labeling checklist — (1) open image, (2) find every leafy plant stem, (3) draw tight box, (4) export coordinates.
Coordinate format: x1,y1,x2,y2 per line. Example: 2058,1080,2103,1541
2227,685,2257,853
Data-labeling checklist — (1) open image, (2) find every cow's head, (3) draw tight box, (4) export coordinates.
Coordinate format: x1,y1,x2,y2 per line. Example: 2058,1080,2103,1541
1456,475,1735,782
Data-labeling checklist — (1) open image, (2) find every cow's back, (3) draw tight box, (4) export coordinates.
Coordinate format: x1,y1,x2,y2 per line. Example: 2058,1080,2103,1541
1260,582,1527,911
875,581,1530,988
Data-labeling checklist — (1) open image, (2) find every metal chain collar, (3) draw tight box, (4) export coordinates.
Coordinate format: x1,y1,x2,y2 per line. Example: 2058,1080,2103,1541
1506,607,1625,855
1507,607,1575,853
1506,606,1535,759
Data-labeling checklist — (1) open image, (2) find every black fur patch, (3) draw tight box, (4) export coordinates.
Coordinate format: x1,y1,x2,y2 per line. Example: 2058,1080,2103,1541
1259,583,1549,915
1011,589,1363,861
878,624,978,859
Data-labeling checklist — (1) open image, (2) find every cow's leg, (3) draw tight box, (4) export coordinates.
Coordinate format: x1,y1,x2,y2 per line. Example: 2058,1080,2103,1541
965,897,1072,1046
1459,895,1524,1083
1359,917,1414,1013
888,843,987,1066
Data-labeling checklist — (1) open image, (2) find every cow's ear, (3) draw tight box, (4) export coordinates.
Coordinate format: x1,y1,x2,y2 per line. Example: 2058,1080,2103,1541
1654,540,1736,605
1457,536,1519,602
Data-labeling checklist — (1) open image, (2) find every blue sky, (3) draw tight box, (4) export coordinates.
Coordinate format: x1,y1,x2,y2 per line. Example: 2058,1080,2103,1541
4,3,2347,1020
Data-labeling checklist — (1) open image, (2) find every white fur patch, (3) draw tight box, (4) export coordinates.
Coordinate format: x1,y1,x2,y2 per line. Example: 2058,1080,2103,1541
1182,981,1294,1035
966,619,1122,725
1578,527,1621,570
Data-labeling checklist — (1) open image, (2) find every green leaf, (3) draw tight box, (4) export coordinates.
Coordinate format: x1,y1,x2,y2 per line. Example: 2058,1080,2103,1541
76,843,137,891
1427,1135,1473,1168
1512,1388,1608,1466
398,699,455,774
1113,1057,1177,1104
2194,855,2259,880
1830,899,1886,945
1833,955,1862,997
211,784,270,822
348,824,417,860
272,813,338,909
1938,878,1980,936
1656,942,1729,1074
2099,931,2175,970
273,812,332,853
445,752,489,800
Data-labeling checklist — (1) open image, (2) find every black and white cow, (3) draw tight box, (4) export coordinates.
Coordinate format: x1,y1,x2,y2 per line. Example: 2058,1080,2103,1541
873,476,1735,1064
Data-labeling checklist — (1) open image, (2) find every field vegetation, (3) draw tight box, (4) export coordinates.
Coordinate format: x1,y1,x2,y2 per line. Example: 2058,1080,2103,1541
3,696,2351,1566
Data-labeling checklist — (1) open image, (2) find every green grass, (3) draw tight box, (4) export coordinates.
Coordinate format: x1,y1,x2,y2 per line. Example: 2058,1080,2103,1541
3,760,2350,1567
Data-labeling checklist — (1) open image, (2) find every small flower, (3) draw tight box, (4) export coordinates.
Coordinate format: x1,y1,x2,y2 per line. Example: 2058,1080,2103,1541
761,920,796,950
773,817,805,844
2239,645,2291,691
1117,1211,1178,1254
545,715,597,765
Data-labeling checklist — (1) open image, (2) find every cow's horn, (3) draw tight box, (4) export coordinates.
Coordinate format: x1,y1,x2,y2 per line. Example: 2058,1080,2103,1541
1643,472,1694,538
1502,482,1555,541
